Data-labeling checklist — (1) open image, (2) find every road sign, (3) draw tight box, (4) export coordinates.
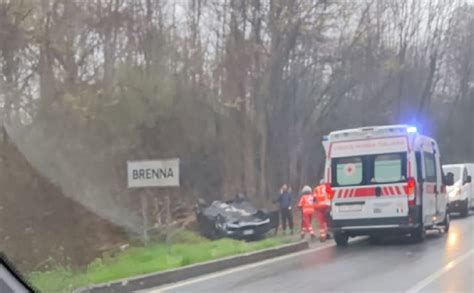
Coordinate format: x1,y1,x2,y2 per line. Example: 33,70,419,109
127,158,180,188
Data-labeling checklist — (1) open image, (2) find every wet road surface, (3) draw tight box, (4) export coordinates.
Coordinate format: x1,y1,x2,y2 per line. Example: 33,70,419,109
151,213,474,293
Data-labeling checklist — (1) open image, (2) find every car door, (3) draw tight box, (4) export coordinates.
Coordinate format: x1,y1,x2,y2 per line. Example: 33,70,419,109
461,167,473,208
468,165,474,208
466,164,474,209
422,151,437,224
461,167,468,202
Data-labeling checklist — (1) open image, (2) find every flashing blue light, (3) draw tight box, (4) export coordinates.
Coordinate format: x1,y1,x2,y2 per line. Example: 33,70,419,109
407,126,417,133
322,135,329,141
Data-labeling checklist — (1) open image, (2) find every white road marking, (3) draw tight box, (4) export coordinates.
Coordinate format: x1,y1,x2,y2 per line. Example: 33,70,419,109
143,241,339,292
405,249,474,293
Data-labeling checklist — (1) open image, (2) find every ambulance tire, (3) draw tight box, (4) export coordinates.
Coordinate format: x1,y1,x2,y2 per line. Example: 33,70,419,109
411,224,426,243
334,232,349,246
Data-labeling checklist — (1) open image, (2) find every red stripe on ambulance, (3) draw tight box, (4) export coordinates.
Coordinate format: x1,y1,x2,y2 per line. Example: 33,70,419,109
354,187,374,197
334,185,407,199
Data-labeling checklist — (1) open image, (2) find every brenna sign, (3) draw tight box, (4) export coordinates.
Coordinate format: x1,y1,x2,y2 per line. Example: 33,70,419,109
127,158,180,188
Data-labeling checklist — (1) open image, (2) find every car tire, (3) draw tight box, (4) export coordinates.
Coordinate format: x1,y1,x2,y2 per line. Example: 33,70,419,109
460,200,469,217
411,224,426,243
442,212,450,233
334,232,349,247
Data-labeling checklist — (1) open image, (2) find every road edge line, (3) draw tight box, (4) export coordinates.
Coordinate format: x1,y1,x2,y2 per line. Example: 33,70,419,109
150,241,339,292
405,248,474,293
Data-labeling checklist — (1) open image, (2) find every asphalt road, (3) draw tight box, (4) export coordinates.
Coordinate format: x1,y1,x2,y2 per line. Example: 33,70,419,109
152,213,474,293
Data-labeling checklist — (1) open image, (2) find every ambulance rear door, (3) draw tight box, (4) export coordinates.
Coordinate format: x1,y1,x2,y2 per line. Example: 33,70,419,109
419,141,439,225
329,136,410,221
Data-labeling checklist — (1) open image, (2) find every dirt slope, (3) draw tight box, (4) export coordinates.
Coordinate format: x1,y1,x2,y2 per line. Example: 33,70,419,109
0,136,127,272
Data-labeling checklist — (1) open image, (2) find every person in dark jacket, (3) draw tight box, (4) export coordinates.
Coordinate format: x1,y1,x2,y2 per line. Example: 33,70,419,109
274,184,294,235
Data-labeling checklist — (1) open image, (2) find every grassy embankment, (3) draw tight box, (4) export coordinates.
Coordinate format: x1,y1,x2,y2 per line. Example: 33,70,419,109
29,230,296,293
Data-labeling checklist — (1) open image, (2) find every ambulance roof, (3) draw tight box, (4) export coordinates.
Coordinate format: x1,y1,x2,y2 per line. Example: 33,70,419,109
322,125,437,157
326,125,419,142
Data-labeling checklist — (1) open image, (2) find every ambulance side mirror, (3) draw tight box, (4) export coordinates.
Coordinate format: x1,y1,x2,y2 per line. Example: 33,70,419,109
444,172,455,186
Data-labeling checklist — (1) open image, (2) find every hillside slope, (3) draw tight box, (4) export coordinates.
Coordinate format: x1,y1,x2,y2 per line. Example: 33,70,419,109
0,135,127,272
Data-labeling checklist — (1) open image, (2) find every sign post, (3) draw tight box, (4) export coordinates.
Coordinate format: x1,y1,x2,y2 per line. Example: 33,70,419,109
127,158,180,243
140,192,150,242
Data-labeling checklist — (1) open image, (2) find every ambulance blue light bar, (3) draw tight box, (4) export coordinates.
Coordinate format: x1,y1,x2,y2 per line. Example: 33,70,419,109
407,126,417,133
322,135,329,141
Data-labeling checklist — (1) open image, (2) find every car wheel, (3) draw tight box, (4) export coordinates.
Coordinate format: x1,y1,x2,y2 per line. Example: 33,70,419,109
443,212,450,233
334,232,349,247
460,200,469,217
411,224,426,243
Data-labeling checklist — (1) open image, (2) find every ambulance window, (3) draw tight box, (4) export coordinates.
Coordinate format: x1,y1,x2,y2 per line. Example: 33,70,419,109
373,154,405,183
334,157,363,186
424,153,437,182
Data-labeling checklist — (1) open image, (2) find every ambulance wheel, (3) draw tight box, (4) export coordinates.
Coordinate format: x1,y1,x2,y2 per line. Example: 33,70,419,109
442,213,450,233
334,232,349,246
411,225,425,243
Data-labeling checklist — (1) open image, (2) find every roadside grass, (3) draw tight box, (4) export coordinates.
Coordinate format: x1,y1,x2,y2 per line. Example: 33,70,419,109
28,231,295,293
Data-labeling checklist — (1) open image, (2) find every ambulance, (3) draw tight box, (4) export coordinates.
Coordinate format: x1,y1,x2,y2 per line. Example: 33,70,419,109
321,125,454,246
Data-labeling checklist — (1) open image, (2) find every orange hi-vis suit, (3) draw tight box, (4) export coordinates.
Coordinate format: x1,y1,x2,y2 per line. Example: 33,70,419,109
298,192,315,237
314,185,330,240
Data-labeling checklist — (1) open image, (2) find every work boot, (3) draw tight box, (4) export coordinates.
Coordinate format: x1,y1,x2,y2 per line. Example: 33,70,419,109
320,235,327,243
300,234,305,240
310,234,316,240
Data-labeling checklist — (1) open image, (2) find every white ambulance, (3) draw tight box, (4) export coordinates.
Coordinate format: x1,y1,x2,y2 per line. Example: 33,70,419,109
321,125,454,246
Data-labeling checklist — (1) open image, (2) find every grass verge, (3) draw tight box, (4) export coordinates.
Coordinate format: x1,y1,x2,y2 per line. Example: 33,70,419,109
28,231,295,293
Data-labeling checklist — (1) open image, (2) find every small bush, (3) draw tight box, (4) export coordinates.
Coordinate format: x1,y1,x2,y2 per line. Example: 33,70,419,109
166,229,208,244
180,256,192,266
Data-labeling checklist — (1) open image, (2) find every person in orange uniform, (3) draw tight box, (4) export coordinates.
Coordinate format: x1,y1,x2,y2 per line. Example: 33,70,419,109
298,186,316,239
314,184,331,242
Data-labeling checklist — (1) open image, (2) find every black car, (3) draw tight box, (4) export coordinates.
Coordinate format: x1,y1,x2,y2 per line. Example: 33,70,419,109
196,195,276,240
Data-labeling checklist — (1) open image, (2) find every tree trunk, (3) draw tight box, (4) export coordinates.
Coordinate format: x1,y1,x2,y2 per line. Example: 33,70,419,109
258,116,267,202
417,52,438,117
242,114,257,199
103,0,119,93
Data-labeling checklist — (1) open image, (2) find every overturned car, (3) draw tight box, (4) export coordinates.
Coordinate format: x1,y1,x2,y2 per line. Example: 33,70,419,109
196,195,276,240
